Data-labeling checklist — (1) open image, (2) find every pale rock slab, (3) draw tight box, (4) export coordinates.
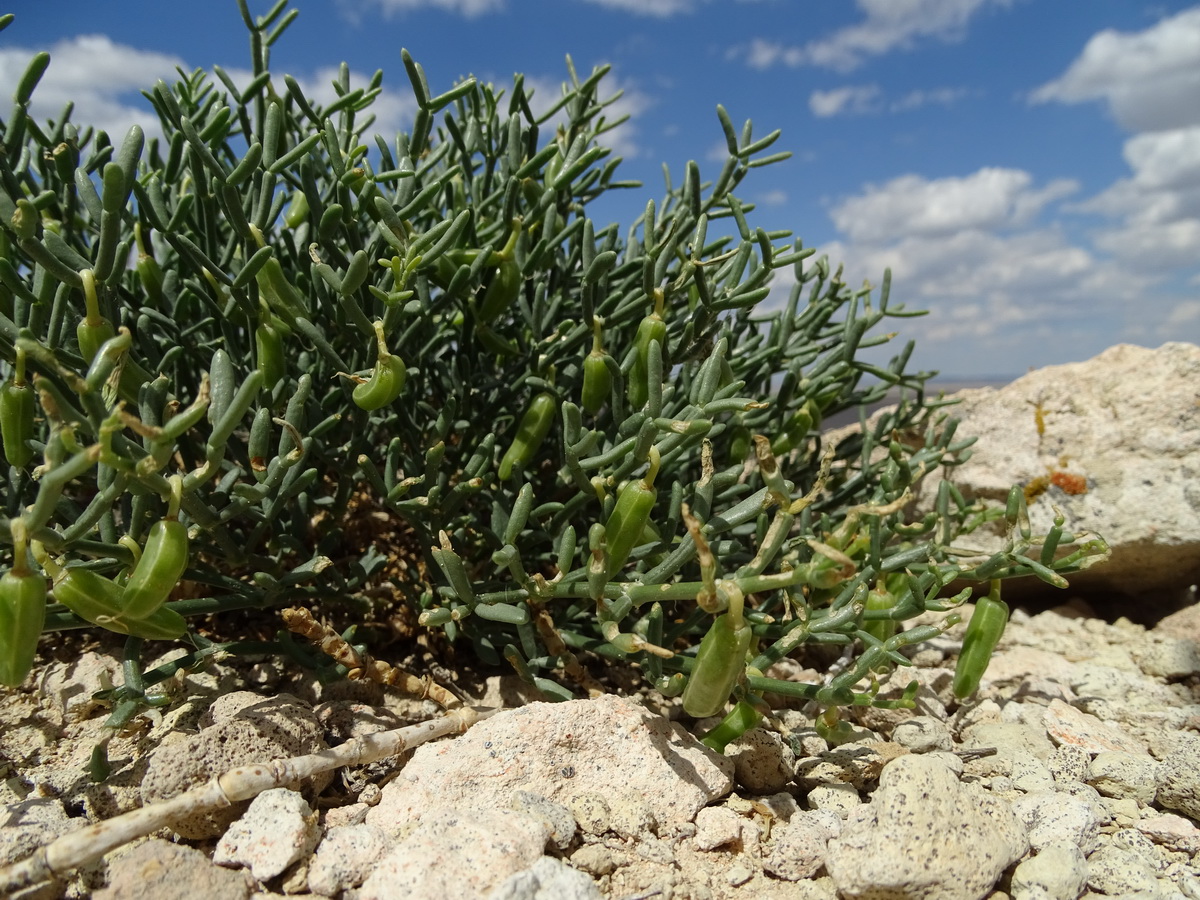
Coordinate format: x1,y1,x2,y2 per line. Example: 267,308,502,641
1009,841,1088,900
358,806,549,900
1135,813,1200,854
509,790,576,850
213,788,321,882
824,754,1027,900
1086,842,1162,895
485,855,601,900
693,806,744,850
0,797,74,867
911,342,1200,602
366,695,732,837
762,811,839,882
306,823,391,897
95,840,254,900
1087,751,1161,804
1011,791,1102,854
1043,698,1146,754
724,727,795,793
1155,733,1200,819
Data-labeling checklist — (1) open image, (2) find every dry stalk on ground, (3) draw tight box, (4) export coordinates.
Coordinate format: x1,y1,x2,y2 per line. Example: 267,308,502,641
0,705,497,893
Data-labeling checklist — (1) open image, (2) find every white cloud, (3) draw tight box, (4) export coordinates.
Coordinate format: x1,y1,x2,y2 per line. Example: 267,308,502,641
809,167,1175,375
0,34,417,152
758,189,788,206
343,0,705,17
1030,6,1200,132
828,168,1079,244
1165,299,1200,328
735,0,1012,72
809,84,969,117
0,35,183,140
1035,7,1200,276
577,0,700,15
809,85,882,117
340,0,503,20
1080,126,1200,270
1119,126,1200,192
890,86,968,112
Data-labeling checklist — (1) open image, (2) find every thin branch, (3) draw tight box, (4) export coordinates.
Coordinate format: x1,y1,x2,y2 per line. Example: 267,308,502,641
0,705,497,894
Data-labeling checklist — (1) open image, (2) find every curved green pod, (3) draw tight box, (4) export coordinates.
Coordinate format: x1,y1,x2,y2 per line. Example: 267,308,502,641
628,292,666,411
352,320,407,411
0,524,46,688
682,611,753,718
52,565,186,640
1,347,34,469
603,446,660,579
498,391,557,480
581,317,613,415
952,580,1008,699
121,517,189,619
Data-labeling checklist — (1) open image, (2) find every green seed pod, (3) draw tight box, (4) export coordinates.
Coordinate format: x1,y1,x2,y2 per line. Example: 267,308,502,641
628,292,666,411
136,254,165,305
770,406,814,457
952,580,1009,699
699,699,763,753
76,269,115,364
250,226,307,325
52,565,186,640
603,446,660,579
682,611,753,718
477,257,522,324
10,198,38,241
1,348,34,468
352,320,407,411
498,391,556,480
121,517,189,619
581,317,613,415
283,190,309,229
728,424,751,462
76,316,116,366
0,525,46,688
862,586,898,645
255,317,286,391
476,220,523,323
248,406,273,481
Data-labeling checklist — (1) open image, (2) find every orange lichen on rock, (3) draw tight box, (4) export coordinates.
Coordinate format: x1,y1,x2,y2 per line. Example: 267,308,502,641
1049,470,1088,495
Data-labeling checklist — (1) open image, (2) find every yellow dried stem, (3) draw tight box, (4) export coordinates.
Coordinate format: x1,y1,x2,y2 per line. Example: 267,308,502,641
528,600,605,698
281,607,459,708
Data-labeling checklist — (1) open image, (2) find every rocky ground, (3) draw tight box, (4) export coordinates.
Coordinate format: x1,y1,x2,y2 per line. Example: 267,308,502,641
2,589,1200,900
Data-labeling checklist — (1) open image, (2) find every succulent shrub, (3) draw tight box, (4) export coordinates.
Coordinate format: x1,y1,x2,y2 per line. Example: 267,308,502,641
0,2,1107,754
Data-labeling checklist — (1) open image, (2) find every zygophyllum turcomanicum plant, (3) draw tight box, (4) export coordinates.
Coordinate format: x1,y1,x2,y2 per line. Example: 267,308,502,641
0,1,1108,763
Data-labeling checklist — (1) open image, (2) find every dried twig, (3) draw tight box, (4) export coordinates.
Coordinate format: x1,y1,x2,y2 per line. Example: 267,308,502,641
0,705,497,894
281,606,461,708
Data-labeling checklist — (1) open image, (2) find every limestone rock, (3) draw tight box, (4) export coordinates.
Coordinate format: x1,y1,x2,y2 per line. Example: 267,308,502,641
95,840,254,900
366,695,732,836
358,806,548,900
212,788,321,882
306,824,393,896
912,342,1200,603
485,856,602,900
825,754,1027,900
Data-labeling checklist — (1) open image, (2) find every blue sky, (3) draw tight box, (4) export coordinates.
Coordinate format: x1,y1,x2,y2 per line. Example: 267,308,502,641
3,0,1198,378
